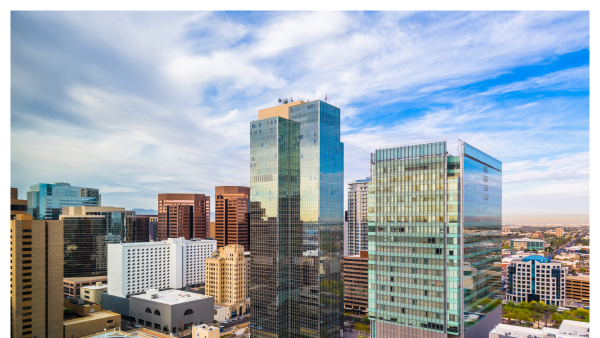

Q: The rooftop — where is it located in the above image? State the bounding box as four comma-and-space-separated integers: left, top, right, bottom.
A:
130, 289, 213, 305
110, 237, 216, 247
64, 276, 107, 283
512, 239, 545, 242
63, 310, 119, 326
490, 324, 549, 338
81, 284, 108, 290
522, 255, 551, 263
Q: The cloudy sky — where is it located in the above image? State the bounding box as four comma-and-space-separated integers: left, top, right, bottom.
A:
11, 11, 589, 224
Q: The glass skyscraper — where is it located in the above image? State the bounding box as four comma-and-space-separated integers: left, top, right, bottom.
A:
250, 100, 344, 338
27, 182, 101, 220
368, 140, 502, 338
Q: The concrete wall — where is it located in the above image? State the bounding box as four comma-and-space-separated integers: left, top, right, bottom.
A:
130, 296, 214, 334
63, 311, 121, 338
101, 293, 130, 316
107, 244, 123, 297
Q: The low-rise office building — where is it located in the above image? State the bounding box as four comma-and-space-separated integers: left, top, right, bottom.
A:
510, 239, 545, 251
81, 282, 108, 304
107, 237, 216, 298
192, 324, 220, 338
342, 250, 368, 314
507, 256, 567, 306
64, 276, 108, 299
63, 299, 121, 338
214, 304, 230, 322
129, 289, 214, 335
489, 320, 589, 338
566, 276, 589, 306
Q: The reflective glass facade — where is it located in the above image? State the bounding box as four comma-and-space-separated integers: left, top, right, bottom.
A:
250, 116, 301, 337
27, 183, 100, 220
62, 209, 134, 277
289, 101, 344, 338
368, 141, 502, 337
250, 100, 344, 338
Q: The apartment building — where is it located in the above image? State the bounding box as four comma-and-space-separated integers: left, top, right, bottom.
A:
347, 178, 370, 255
510, 239, 545, 251
10, 214, 63, 338
205, 244, 249, 316
107, 237, 217, 298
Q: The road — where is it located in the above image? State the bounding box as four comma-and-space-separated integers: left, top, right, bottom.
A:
547, 230, 588, 258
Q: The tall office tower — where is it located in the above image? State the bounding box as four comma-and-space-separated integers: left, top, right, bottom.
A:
11, 187, 28, 220
215, 186, 251, 250
157, 193, 210, 240
126, 215, 153, 243
343, 251, 369, 315
27, 182, 100, 220
11, 214, 63, 338
250, 115, 301, 338
205, 244, 249, 316
556, 228, 564, 238
60, 206, 134, 277
368, 140, 502, 338
251, 99, 345, 338
347, 178, 370, 255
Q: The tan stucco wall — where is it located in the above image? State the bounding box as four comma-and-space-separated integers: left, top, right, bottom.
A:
63, 311, 121, 338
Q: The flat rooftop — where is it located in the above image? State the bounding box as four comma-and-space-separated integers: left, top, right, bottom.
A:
82, 284, 108, 290
64, 276, 107, 283
64, 310, 119, 326
131, 290, 213, 305
511, 239, 544, 242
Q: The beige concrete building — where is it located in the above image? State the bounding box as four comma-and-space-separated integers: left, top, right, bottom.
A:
192, 324, 220, 338
63, 299, 121, 338
10, 214, 63, 338
64, 276, 108, 299
205, 244, 249, 316
10, 187, 28, 220
566, 276, 589, 305
556, 227, 564, 237
81, 282, 108, 303
209, 221, 216, 238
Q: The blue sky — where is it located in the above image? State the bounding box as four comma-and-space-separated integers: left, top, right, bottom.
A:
11, 11, 589, 224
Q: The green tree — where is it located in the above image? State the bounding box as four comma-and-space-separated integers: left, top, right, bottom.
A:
503, 305, 514, 315
532, 313, 542, 327
518, 301, 531, 310
574, 308, 589, 320
551, 312, 563, 324
361, 315, 369, 324
517, 312, 531, 323
505, 311, 517, 324
579, 267, 586, 273
506, 301, 517, 308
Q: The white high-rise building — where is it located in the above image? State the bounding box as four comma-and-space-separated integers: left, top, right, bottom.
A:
507, 255, 567, 306
107, 237, 217, 298
347, 178, 370, 255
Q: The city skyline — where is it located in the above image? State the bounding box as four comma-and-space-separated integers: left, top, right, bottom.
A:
11, 11, 589, 224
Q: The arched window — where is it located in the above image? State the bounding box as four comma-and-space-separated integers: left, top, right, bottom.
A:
184, 309, 193, 315
145, 307, 152, 313
154, 309, 161, 316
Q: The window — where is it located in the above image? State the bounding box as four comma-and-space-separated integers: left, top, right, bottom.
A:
184, 309, 193, 315
154, 309, 161, 316
146, 307, 152, 313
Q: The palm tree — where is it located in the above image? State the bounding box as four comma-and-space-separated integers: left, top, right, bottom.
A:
532, 313, 542, 327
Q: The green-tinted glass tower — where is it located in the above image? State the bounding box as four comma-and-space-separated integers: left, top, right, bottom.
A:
249, 116, 302, 337
250, 100, 344, 338
368, 140, 502, 338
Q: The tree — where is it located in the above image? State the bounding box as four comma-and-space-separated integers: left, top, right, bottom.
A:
506, 301, 517, 308
579, 267, 586, 273
532, 313, 542, 327
517, 312, 531, 323
574, 308, 589, 320
551, 312, 563, 324
505, 311, 517, 324
518, 301, 531, 310
361, 315, 369, 324
503, 305, 514, 315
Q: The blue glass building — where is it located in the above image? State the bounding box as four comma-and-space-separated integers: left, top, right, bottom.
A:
27, 182, 101, 220
250, 100, 344, 338
368, 140, 502, 338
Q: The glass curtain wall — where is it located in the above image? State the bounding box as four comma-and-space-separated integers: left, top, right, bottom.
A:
368, 141, 449, 335
460, 141, 502, 333
249, 117, 301, 338
289, 101, 344, 338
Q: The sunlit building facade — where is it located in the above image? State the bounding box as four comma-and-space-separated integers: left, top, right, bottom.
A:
250, 99, 344, 338
368, 140, 502, 338
27, 182, 100, 220
348, 178, 370, 255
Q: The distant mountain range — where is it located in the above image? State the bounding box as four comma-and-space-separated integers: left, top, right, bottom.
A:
132, 208, 158, 215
